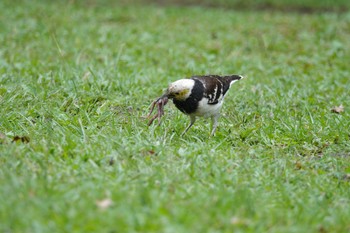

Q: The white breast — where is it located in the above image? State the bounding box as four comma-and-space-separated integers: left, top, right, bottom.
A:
191, 97, 224, 118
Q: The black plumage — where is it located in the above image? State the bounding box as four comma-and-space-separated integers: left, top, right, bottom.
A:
173, 78, 204, 114
192, 75, 242, 105
164, 74, 244, 136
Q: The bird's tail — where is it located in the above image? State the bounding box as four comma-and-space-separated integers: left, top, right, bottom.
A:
226, 75, 244, 81
223, 75, 244, 87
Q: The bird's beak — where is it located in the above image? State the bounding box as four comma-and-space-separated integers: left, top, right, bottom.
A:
162, 89, 173, 99
155, 92, 169, 103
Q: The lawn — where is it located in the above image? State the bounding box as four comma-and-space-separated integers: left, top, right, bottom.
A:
0, 0, 349, 232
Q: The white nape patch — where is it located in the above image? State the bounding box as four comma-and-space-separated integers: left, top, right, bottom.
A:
170, 79, 195, 91
168, 79, 195, 100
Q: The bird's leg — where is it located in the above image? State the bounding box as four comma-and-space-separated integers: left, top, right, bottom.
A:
210, 114, 220, 136
181, 115, 196, 136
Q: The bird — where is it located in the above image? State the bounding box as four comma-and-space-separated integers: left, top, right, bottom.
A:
160, 74, 244, 136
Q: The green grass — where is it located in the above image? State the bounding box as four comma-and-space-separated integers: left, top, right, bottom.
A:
1, 0, 350, 232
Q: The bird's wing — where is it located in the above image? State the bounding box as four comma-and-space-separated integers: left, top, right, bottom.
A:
192, 75, 242, 105
191, 75, 224, 105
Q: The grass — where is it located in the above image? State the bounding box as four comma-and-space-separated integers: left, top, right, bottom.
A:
0, 0, 350, 232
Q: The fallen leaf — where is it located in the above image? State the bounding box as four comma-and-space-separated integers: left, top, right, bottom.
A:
12, 136, 30, 143
295, 161, 302, 170
230, 217, 241, 225
96, 198, 113, 210
29, 189, 36, 198
318, 226, 327, 233
331, 105, 344, 114
0, 132, 7, 144
82, 71, 91, 81
148, 150, 155, 155
230, 216, 250, 226
342, 174, 350, 181
109, 157, 115, 166
141, 149, 157, 156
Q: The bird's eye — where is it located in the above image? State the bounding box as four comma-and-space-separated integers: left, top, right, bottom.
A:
175, 92, 179, 95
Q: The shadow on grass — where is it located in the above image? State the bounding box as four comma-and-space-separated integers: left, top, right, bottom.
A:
142, 0, 349, 13
71, 0, 350, 13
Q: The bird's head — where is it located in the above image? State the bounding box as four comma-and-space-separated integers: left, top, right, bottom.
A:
162, 79, 194, 101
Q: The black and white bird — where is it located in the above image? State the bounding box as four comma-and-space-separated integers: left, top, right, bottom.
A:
161, 74, 244, 136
